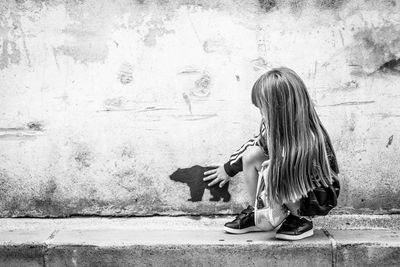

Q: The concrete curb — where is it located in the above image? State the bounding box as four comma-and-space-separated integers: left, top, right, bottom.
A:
0, 217, 399, 266
1, 214, 400, 230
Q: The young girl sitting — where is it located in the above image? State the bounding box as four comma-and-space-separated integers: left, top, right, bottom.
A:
204, 67, 339, 241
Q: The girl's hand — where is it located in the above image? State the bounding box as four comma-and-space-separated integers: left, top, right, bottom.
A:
203, 165, 231, 188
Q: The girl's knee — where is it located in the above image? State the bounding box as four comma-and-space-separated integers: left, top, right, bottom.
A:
243, 146, 266, 167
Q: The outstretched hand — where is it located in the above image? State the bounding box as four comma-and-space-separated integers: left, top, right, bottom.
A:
203, 165, 230, 188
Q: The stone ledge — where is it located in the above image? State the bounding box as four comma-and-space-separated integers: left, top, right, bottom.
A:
0, 217, 399, 266
1, 214, 399, 230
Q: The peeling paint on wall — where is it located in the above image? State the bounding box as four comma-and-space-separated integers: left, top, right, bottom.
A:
27, 121, 44, 131
386, 135, 394, 148
182, 93, 192, 114
0, 122, 44, 140
72, 143, 93, 170
191, 72, 211, 98
178, 66, 200, 75
55, 25, 109, 63
32, 177, 58, 214
289, 0, 306, 13
118, 62, 133, 84
378, 59, 400, 74
0, 40, 21, 69
203, 35, 226, 53
251, 57, 270, 71
104, 97, 124, 110
0, 8, 26, 70
143, 19, 174, 47
350, 24, 400, 74
0, 171, 12, 197
318, 0, 344, 10
319, 100, 375, 107
258, 0, 277, 12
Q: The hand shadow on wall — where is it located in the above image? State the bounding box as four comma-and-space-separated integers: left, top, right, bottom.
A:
170, 165, 231, 202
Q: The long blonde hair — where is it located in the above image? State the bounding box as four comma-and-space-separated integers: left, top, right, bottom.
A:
251, 67, 338, 204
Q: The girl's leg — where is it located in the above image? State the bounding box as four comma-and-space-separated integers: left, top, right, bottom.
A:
276, 200, 314, 240
285, 201, 301, 216
242, 146, 268, 205
277, 199, 313, 240
223, 146, 267, 234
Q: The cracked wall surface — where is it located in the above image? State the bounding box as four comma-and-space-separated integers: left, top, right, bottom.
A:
0, 0, 399, 217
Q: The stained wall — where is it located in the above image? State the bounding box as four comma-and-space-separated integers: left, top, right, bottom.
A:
0, 0, 399, 216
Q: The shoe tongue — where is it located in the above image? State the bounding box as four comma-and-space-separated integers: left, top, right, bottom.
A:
246, 205, 254, 211
237, 213, 248, 220
241, 207, 252, 214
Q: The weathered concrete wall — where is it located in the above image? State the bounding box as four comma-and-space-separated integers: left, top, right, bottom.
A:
0, 0, 399, 217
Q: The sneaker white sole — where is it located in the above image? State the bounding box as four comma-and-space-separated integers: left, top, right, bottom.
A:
224, 226, 263, 234
275, 229, 314, 241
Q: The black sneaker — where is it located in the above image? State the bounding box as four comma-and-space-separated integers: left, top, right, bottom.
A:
275, 214, 314, 240
224, 206, 262, 234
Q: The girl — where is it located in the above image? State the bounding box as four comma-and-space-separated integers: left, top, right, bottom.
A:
204, 67, 339, 240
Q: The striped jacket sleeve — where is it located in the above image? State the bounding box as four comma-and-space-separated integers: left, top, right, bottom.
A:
223, 121, 268, 177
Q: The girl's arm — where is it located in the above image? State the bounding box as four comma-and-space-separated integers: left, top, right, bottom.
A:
203, 121, 267, 187
223, 121, 268, 177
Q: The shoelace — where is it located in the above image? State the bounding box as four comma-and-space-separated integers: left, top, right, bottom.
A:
283, 215, 302, 227
234, 207, 253, 220
284, 214, 311, 227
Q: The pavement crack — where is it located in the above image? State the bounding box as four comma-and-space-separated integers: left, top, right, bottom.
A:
322, 229, 337, 267
43, 229, 59, 267
46, 229, 60, 243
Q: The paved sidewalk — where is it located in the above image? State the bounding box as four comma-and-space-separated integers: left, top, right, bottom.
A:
0, 216, 399, 266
